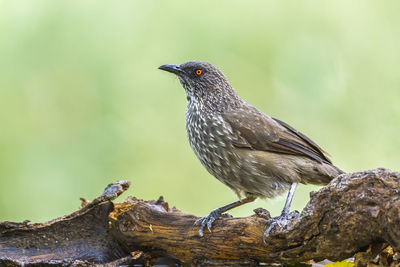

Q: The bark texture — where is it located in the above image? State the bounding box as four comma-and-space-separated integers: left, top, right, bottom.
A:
1, 169, 399, 266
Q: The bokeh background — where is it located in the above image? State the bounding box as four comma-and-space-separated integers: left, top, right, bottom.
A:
0, 1, 399, 223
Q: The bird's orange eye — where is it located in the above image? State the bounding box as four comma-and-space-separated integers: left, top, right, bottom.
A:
195, 69, 203, 76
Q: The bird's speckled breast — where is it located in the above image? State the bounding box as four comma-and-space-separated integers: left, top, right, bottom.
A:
186, 101, 237, 181
185, 100, 291, 199
185, 100, 267, 198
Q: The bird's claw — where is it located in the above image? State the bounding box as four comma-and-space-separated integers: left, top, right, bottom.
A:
263, 210, 298, 242
194, 209, 224, 237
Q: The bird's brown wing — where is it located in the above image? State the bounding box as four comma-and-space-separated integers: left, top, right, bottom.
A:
222, 109, 331, 164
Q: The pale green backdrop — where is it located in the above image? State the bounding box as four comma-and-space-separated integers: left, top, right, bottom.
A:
0, 1, 399, 222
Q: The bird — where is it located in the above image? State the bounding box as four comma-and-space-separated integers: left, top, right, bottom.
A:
158, 61, 344, 239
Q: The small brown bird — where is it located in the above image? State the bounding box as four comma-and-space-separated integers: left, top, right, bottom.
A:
159, 61, 343, 238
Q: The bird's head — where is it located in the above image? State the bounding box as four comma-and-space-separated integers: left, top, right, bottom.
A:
159, 61, 239, 107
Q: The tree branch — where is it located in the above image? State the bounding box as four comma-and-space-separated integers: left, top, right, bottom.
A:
1, 169, 399, 266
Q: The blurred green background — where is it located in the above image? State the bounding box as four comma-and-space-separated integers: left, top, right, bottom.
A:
0, 1, 399, 223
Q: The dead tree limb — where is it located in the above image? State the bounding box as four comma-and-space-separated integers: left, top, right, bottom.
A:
1, 168, 400, 266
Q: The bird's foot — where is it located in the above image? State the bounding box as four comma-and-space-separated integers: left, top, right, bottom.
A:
263, 210, 298, 242
194, 209, 232, 237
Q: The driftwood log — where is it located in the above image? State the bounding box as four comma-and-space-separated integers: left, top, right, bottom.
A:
0, 168, 400, 266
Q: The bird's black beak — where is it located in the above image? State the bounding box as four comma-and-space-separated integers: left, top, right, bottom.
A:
158, 64, 186, 76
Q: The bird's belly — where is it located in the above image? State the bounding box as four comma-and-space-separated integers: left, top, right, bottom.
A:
186, 123, 290, 199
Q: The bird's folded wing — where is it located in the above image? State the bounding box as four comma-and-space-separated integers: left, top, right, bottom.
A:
222, 110, 331, 164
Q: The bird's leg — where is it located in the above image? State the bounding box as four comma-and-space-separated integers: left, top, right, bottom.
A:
263, 183, 298, 241
194, 196, 256, 237
281, 182, 298, 216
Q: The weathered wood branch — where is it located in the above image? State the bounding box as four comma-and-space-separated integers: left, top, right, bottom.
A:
1, 168, 400, 266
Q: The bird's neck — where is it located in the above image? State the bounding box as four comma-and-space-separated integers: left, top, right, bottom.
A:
187, 86, 244, 114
